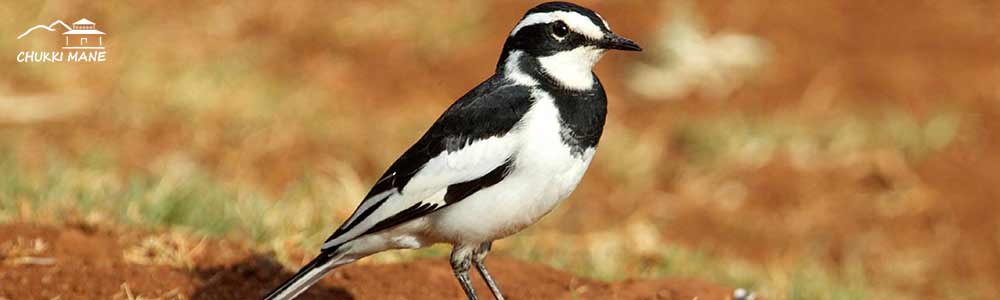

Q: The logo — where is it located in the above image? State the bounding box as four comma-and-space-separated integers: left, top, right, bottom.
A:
16, 18, 107, 63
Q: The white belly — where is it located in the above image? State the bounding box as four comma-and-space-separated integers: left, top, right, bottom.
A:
428, 92, 597, 244
428, 150, 594, 244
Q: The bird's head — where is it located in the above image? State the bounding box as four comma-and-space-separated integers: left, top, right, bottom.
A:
498, 2, 641, 90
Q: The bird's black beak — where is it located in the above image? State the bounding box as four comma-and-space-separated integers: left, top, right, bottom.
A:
601, 32, 642, 51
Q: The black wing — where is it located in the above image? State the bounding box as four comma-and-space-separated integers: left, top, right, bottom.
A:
321, 75, 534, 248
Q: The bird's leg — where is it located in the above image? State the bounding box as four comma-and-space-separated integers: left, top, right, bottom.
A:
472, 242, 505, 300
451, 246, 478, 300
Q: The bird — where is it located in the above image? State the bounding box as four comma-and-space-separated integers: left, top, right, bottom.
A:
265, 2, 641, 299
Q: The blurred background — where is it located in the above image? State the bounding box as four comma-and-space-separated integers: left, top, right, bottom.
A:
2, 0, 999, 299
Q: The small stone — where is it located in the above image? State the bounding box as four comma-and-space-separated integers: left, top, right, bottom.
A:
733, 288, 756, 300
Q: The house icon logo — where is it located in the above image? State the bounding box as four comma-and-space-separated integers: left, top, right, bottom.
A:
62, 18, 105, 50
15, 18, 108, 63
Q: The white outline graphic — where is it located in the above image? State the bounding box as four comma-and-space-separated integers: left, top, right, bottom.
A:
16, 20, 72, 40
60, 18, 105, 50
15, 18, 108, 63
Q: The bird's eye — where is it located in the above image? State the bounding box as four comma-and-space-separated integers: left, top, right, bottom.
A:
551, 21, 569, 39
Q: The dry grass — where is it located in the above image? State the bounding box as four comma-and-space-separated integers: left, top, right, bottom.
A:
0, 236, 53, 266
123, 232, 208, 269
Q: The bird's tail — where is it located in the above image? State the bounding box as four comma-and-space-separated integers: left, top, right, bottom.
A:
264, 251, 349, 300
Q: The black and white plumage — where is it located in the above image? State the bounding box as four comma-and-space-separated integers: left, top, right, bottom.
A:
265, 2, 640, 300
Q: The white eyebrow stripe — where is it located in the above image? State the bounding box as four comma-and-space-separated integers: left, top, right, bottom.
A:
510, 11, 606, 40
594, 12, 610, 30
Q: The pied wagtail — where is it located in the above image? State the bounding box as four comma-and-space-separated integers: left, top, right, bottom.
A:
265, 2, 641, 299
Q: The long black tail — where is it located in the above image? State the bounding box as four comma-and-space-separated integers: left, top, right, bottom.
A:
264, 251, 343, 300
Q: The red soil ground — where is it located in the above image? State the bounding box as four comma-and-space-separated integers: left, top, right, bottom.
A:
0, 223, 735, 300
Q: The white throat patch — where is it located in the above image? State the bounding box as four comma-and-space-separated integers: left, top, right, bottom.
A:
510, 11, 605, 40
503, 50, 540, 86
537, 46, 606, 90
